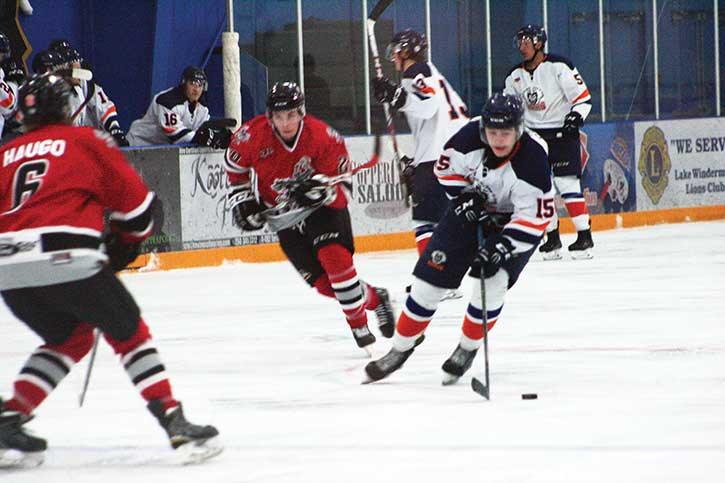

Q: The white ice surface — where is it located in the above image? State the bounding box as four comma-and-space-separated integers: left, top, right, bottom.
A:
2, 221, 725, 482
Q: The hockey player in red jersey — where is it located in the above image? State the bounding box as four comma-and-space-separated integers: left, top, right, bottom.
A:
225, 81, 395, 353
0, 74, 220, 467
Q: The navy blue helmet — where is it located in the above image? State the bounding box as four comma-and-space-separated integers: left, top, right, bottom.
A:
386, 29, 427, 61
266, 81, 305, 115
32, 50, 62, 74
180, 66, 207, 91
514, 24, 547, 49
480, 92, 525, 138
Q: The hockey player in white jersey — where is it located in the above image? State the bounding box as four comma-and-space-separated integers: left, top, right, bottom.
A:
504, 24, 594, 259
364, 93, 555, 384
128, 66, 230, 149
372, 29, 469, 268
0, 32, 24, 140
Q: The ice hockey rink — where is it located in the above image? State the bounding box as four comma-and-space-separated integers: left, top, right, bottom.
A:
1, 220, 724, 482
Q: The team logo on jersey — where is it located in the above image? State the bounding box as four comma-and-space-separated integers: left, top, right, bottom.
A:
234, 125, 251, 143
522, 86, 545, 111
638, 126, 671, 205
293, 156, 313, 178
0, 239, 36, 257
259, 147, 274, 159
427, 250, 447, 271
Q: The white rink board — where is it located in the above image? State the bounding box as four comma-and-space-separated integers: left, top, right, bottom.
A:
634, 118, 725, 211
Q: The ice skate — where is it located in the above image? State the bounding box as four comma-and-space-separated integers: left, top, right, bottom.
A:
441, 344, 478, 385
0, 400, 46, 468
539, 228, 563, 260
568, 228, 594, 260
363, 346, 414, 383
148, 400, 222, 464
372, 287, 395, 338
351, 324, 376, 356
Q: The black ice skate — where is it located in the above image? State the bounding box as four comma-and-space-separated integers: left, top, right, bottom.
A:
373, 287, 395, 338
568, 228, 594, 260
441, 344, 478, 386
148, 400, 222, 463
363, 346, 414, 383
0, 400, 46, 468
539, 228, 563, 260
351, 324, 376, 356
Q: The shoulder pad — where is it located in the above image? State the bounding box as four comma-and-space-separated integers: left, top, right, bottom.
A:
155, 86, 188, 110
402, 62, 432, 80
510, 133, 552, 192
506, 63, 524, 78
543, 54, 575, 70
444, 118, 485, 154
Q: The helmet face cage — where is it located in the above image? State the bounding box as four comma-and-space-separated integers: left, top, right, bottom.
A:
18, 73, 73, 128
514, 24, 547, 50
480, 93, 525, 140
181, 67, 208, 91
266, 82, 306, 117
52, 46, 83, 70
386, 29, 427, 62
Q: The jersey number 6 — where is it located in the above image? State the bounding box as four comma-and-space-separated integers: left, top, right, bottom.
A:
10, 160, 49, 212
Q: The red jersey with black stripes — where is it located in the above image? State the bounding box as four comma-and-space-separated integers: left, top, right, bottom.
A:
225, 114, 351, 210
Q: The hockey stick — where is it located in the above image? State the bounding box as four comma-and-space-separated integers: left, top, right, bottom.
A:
70, 76, 96, 123
471, 223, 491, 400
78, 329, 101, 407
366, 0, 411, 207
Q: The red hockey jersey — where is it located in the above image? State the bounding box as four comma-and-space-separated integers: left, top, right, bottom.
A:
0, 124, 154, 289
224, 115, 351, 210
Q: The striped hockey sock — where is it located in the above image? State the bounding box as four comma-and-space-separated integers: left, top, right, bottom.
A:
459, 304, 501, 351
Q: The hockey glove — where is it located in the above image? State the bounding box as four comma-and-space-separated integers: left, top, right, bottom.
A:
109, 127, 129, 147
478, 233, 515, 268
192, 126, 232, 149
399, 156, 415, 195
1, 59, 25, 86
228, 187, 265, 231
289, 174, 335, 208
104, 232, 141, 272
562, 111, 584, 136
453, 186, 489, 224
372, 77, 407, 110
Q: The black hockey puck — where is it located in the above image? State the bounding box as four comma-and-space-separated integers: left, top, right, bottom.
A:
521, 393, 538, 400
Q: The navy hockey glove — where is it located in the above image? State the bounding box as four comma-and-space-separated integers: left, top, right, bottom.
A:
109, 127, 129, 147
478, 233, 515, 267
562, 111, 584, 136
104, 233, 141, 272
228, 187, 265, 231
1, 59, 25, 86
289, 174, 335, 208
453, 186, 489, 224
372, 77, 407, 109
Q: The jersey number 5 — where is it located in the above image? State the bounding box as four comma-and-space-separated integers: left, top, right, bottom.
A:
536, 197, 555, 218
10, 160, 49, 213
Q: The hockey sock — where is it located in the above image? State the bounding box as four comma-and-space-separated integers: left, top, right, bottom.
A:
314, 274, 381, 310
393, 279, 446, 351
459, 270, 508, 350
313, 275, 335, 298
104, 319, 178, 412
414, 224, 435, 256
4, 323, 95, 415
555, 175, 590, 231
317, 244, 368, 329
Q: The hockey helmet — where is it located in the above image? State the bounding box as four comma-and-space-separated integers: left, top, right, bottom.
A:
480, 92, 524, 139
514, 24, 547, 49
18, 73, 73, 128
0, 32, 10, 61
53, 46, 83, 66
386, 29, 427, 61
32, 50, 62, 74
48, 39, 72, 52
266, 81, 305, 116
180, 66, 207, 91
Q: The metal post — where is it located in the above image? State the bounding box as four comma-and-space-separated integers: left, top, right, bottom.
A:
226, 0, 234, 32
543, 0, 548, 53
653, 0, 659, 119
425, 0, 432, 62
715, 0, 721, 117
363, 0, 371, 134
485, 0, 492, 97
599, 0, 606, 121
296, 0, 305, 92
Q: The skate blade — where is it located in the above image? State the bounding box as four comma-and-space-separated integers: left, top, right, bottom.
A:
360, 345, 373, 358
176, 437, 223, 465
0, 449, 44, 469
441, 372, 461, 386
541, 249, 563, 261
440, 289, 463, 301
569, 249, 593, 260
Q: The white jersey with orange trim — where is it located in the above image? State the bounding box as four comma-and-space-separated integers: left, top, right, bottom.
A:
503, 54, 591, 130
398, 61, 469, 166
434, 118, 555, 254
0, 68, 18, 137
69, 80, 124, 136
127, 86, 210, 146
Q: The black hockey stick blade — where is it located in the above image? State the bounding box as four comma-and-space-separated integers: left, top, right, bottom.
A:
369, 0, 394, 21
204, 118, 237, 129
471, 376, 490, 400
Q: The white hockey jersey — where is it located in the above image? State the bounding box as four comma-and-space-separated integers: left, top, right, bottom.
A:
68, 80, 123, 134
503, 54, 591, 130
398, 61, 469, 165
435, 118, 556, 254
127, 86, 210, 146
0, 67, 19, 138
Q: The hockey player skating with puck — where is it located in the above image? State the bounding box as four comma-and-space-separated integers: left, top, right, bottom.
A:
0, 74, 220, 467
225, 82, 396, 353
364, 93, 555, 384
372, 29, 469, 300
504, 24, 594, 259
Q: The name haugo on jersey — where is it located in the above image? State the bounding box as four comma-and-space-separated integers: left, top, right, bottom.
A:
3, 139, 67, 167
